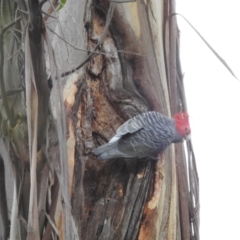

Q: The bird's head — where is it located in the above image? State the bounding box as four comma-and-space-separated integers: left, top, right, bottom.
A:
174, 112, 191, 138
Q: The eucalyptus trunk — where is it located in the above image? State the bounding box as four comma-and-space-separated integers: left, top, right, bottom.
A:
0, 0, 199, 240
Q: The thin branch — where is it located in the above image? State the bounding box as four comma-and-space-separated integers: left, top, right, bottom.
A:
171, 13, 239, 81
41, 10, 57, 19
46, 2, 147, 79
0, 89, 23, 99
4, 48, 21, 63
44, 211, 59, 236
8, 27, 23, 35
47, 25, 145, 61
16, 8, 29, 16
61, 2, 116, 78
1, 16, 21, 35
60, 52, 98, 78
43, 0, 58, 22
46, 26, 94, 54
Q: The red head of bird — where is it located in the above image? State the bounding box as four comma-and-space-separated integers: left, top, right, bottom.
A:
174, 112, 191, 137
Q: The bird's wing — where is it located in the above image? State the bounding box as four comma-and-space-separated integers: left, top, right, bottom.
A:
93, 116, 144, 156
118, 131, 158, 158
109, 117, 144, 143
92, 140, 118, 155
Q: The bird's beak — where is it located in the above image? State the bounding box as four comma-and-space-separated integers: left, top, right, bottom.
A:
184, 134, 191, 141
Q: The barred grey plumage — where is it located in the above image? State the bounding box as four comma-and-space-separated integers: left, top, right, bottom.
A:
92, 111, 190, 160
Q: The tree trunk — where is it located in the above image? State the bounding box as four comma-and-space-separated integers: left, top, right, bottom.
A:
0, 0, 199, 239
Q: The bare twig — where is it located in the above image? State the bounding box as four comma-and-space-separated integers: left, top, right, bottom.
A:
46, 26, 95, 53
171, 13, 239, 81
42, 172, 59, 240
41, 10, 57, 19
0, 88, 23, 99
44, 211, 60, 236
1, 17, 21, 35
4, 48, 21, 63
43, 0, 58, 22
47, 25, 145, 63
61, 2, 116, 78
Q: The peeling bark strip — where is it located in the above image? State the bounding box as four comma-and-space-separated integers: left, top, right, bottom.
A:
24, 1, 50, 239
28, 0, 50, 148
25, 31, 40, 240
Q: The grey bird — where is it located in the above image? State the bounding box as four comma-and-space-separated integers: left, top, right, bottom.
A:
92, 111, 191, 160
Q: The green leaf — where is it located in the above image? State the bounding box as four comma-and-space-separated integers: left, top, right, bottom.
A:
57, 0, 66, 11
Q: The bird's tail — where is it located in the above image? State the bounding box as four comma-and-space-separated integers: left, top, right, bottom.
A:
92, 141, 131, 160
